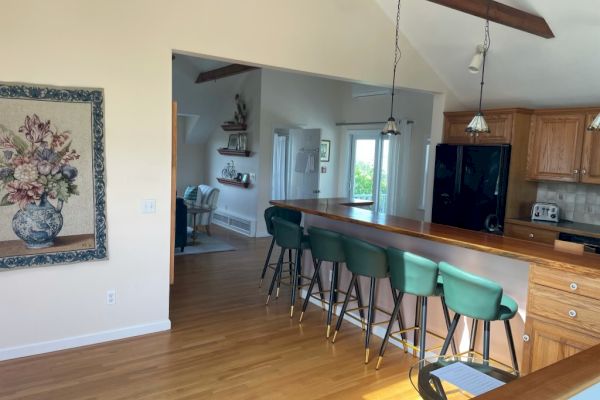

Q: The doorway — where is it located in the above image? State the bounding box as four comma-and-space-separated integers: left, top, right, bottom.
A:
348, 131, 389, 213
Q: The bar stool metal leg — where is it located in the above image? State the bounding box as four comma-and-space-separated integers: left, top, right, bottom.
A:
325, 262, 339, 338
259, 237, 275, 288
266, 248, 285, 305
299, 259, 323, 322
290, 248, 303, 318
376, 291, 404, 370
332, 273, 357, 343
440, 313, 461, 356
504, 320, 519, 373
364, 277, 377, 364
440, 296, 458, 355
483, 320, 491, 363
469, 319, 479, 355
389, 282, 407, 343
354, 278, 366, 329
418, 296, 428, 361
413, 299, 421, 357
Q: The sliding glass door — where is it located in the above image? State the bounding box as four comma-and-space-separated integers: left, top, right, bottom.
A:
349, 132, 389, 213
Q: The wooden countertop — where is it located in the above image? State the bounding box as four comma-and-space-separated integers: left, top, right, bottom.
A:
270, 198, 600, 271
474, 344, 600, 399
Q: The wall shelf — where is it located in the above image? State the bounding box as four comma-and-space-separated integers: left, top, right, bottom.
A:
217, 177, 250, 188
217, 148, 251, 157
221, 123, 247, 131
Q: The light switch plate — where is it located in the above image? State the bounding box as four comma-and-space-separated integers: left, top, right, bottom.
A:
142, 199, 156, 214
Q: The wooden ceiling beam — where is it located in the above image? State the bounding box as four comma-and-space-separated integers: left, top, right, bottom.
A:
195, 64, 258, 84
426, 0, 554, 39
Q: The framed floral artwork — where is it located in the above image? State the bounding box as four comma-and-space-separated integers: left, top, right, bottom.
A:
0, 82, 107, 270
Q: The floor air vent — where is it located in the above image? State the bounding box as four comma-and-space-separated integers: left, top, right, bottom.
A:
212, 210, 255, 236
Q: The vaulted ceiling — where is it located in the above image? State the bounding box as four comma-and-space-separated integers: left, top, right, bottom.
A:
377, 0, 600, 110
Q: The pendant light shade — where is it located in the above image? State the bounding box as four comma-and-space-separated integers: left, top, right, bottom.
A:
466, 1, 492, 136
382, 0, 402, 136
589, 113, 600, 131
466, 112, 490, 134
382, 117, 400, 136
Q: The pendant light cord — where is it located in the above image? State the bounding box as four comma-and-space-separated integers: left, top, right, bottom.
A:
478, 1, 491, 113
390, 0, 402, 117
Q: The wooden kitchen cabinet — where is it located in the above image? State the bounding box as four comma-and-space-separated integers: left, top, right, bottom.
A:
504, 222, 557, 244
443, 109, 517, 144
580, 111, 600, 184
521, 316, 600, 374
522, 263, 600, 375
526, 112, 585, 182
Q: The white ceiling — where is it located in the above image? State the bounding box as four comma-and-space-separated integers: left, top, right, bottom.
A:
377, 0, 600, 109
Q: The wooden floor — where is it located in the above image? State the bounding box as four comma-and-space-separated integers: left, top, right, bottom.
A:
0, 227, 421, 400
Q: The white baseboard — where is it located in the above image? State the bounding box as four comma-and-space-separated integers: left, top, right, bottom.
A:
0, 319, 171, 362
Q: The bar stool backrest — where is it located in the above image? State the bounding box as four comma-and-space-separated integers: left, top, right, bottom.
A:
387, 248, 438, 297
307, 227, 345, 263
264, 206, 302, 236
272, 217, 303, 250
438, 262, 503, 321
342, 236, 388, 278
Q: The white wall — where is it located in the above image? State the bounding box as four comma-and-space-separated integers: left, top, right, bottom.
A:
256, 69, 344, 236
0, 0, 457, 359
176, 116, 204, 195
204, 70, 261, 224
337, 88, 435, 220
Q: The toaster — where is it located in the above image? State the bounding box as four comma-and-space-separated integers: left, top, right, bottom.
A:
531, 202, 559, 222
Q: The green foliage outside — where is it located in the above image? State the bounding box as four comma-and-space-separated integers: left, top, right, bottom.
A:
353, 161, 387, 198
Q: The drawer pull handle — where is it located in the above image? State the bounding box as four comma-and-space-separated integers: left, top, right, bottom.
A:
570, 282, 578, 291
568, 309, 577, 318
522, 334, 530, 342
528, 233, 534, 238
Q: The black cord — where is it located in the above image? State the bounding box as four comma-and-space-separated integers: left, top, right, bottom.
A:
478, 0, 491, 113
390, 0, 402, 118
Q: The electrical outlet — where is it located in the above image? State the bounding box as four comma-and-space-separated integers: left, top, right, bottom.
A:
250, 173, 256, 180
106, 289, 116, 305
329, 270, 333, 283
141, 199, 156, 214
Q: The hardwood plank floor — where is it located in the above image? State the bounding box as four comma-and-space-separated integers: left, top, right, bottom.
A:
0, 226, 421, 400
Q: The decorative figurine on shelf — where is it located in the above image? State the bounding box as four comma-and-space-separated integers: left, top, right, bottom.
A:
234, 94, 247, 126
221, 160, 237, 180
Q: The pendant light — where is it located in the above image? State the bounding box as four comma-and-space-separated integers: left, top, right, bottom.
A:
589, 113, 600, 131
466, 2, 492, 135
382, 0, 402, 136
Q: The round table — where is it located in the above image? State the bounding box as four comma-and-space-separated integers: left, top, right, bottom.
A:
409, 355, 518, 399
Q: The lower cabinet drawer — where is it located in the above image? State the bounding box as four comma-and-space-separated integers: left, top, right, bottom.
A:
504, 222, 557, 244
530, 263, 600, 300
528, 284, 600, 335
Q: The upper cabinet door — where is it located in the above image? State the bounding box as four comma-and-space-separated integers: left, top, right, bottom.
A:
581, 112, 600, 184
526, 113, 585, 182
476, 113, 513, 144
443, 114, 475, 144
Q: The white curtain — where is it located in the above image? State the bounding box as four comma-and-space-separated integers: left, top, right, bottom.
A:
272, 134, 287, 200
387, 120, 412, 216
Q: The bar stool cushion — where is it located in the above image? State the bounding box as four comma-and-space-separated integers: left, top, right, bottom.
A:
307, 227, 345, 262
434, 275, 445, 297
498, 294, 518, 320
343, 236, 387, 278
438, 261, 505, 321
264, 206, 302, 236
387, 248, 439, 297
273, 217, 304, 250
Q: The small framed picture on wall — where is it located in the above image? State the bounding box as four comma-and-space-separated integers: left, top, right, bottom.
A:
227, 134, 239, 150
320, 139, 330, 162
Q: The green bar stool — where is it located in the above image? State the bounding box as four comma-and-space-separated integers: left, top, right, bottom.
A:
376, 249, 457, 369
299, 226, 365, 339
259, 206, 301, 288
266, 217, 320, 318
332, 236, 404, 364
438, 262, 519, 373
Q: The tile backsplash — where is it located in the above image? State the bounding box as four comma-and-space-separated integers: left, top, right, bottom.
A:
537, 182, 600, 224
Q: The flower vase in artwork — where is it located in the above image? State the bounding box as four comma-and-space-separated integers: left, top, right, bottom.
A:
0, 114, 80, 249
12, 193, 64, 248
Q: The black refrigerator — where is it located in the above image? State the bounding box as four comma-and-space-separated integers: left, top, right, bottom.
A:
432, 144, 511, 234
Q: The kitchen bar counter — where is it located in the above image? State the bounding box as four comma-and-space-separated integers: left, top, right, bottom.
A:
270, 198, 600, 271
